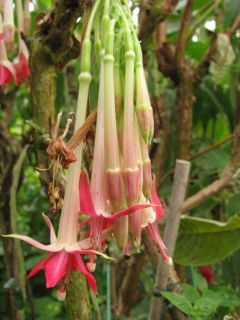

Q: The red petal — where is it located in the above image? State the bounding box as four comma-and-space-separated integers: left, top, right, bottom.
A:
27, 253, 53, 279
79, 217, 92, 227
72, 253, 98, 293
0, 64, 13, 85
105, 202, 159, 220
2, 234, 59, 252
42, 214, 57, 243
146, 223, 170, 263
79, 169, 97, 216
150, 180, 165, 220
19, 52, 30, 77
45, 251, 69, 288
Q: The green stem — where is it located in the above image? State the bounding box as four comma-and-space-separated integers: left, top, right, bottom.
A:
106, 263, 111, 320
10, 145, 29, 320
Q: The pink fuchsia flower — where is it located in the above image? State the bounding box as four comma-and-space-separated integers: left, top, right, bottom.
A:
0, 16, 15, 86
103, 45, 126, 212
14, 39, 30, 86
80, 169, 159, 223
122, 51, 141, 206
144, 180, 172, 264
79, 169, 171, 264
3, 214, 109, 293
135, 65, 154, 146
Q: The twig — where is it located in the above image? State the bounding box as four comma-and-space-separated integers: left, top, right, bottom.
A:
182, 107, 240, 212
175, 0, 193, 68
148, 160, 191, 320
159, 133, 235, 186
228, 14, 240, 37
186, 1, 214, 44
194, 33, 217, 80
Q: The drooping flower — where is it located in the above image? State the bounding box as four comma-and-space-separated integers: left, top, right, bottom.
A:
134, 36, 154, 146
0, 15, 15, 86
3, 213, 109, 293
79, 169, 172, 263
122, 48, 141, 206
14, 39, 30, 85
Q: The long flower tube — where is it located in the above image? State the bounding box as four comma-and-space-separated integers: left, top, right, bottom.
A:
128, 114, 144, 249
103, 18, 131, 249
3, 0, 14, 50
104, 20, 126, 212
3, 0, 105, 293
90, 49, 108, 249
134, 37, 154, 146
121, 18, 141, 206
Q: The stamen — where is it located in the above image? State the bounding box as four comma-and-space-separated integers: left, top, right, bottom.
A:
61, 118, 72, 139
52, 111, 62, 139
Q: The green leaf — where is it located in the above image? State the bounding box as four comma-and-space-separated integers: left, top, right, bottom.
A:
226, 194, 240, 216
192, 297, 219, 318
35, 297, 62, 320
181, 284, 200, 304
191, 268, 208, 294
224, 0, 240, 27
174, 215, 240, 265
161, 292, 194, 315
204, 286, 240, 308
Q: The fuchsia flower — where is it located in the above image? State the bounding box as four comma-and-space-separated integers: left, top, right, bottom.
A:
79, 169, 172, 264
0, 16, 15, 86
14, 39, 30, 85
4, 213, 109, 293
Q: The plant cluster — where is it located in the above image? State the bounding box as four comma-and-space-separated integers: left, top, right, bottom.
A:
4, 0, 172, 298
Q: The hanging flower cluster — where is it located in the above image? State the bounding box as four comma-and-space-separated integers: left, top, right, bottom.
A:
4, 0, 171, 297
0, 0, 30, 88
78, 1, 172, 263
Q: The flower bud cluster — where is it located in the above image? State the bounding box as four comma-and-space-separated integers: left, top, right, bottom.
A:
4, 1, 171, 295
79, 1, 171, 264
0, 0, 30, 88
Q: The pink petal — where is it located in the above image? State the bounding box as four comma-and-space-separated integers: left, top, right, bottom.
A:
72, 253, 97, 293
79, 217, 92, 227
146, 223, 170, 262
79, 169, 97, 217
0, 64, 13, 85
42, 214, 57, 243
27, 253, 54, 279
45, 251, 69, 288
104, 202, 159, 220
2, 234, 59, 252
150, 180, 165, 220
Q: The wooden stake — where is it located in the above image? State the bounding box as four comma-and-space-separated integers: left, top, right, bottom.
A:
148, 160, 191, 320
